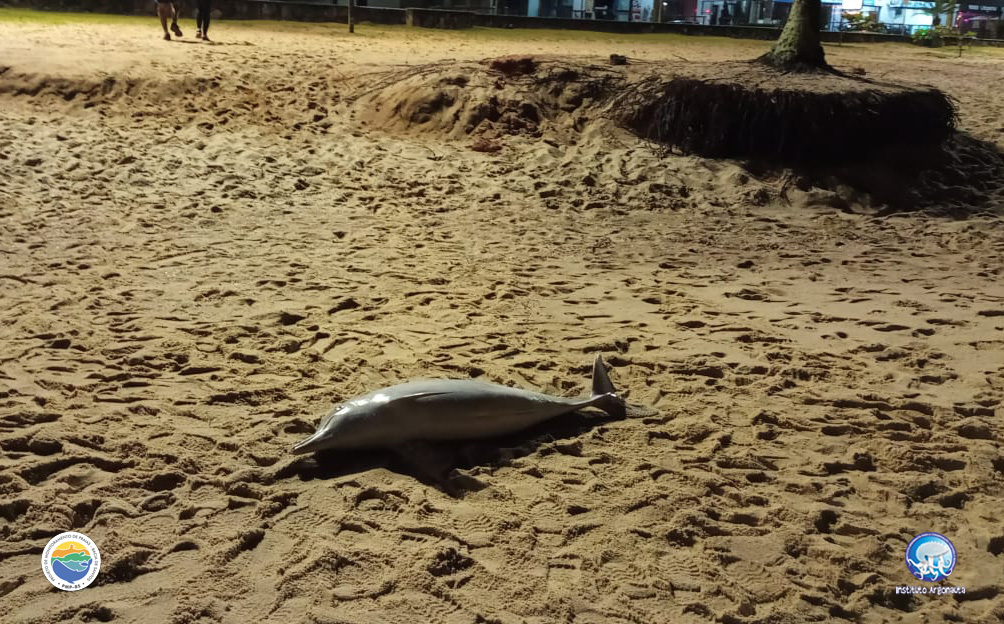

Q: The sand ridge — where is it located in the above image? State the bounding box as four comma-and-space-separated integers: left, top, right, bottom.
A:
1, 16, 1004, 624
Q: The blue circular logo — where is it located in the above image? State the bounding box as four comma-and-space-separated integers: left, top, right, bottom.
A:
906, 533, 956, 582
41, 532, 101, 591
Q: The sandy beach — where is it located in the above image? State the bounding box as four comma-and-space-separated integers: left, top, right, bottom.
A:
1, 11, 1003, 623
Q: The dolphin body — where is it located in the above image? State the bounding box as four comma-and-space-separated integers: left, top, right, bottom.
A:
292, 355, 625, 454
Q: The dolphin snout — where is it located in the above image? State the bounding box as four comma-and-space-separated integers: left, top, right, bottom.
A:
292, 431, 324, 455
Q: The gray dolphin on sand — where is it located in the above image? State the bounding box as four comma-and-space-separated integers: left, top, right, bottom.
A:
292, 355, 626, 454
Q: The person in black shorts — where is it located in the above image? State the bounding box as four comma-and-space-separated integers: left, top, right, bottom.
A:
195, 0, 213, 42
155, 0, 184, 41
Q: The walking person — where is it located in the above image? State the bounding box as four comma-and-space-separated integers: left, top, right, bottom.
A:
156, 0, 184, 40
171, 0, 183, 37
195, 0, 213, 42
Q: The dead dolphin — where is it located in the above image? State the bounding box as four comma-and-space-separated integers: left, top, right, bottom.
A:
292, 355, 625, 454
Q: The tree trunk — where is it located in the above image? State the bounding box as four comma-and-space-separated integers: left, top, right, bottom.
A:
760, 0, 828, 70
348, 0, 355, 33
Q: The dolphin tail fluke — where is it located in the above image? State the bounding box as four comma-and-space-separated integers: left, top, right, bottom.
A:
591, 355, 626, 419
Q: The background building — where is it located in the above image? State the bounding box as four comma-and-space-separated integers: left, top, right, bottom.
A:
845, 0, 938, 34
329, 0, 1003, 31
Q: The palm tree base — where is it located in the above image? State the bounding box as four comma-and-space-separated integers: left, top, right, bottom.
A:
756, 51, 832, 73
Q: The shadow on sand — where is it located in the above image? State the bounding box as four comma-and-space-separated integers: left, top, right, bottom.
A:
276, 408, 632, 498
170, 39, 247, 46
744, 132, 1004, 217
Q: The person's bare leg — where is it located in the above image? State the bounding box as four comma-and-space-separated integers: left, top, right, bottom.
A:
158, 2, 172, 40
171, 1, 183, 37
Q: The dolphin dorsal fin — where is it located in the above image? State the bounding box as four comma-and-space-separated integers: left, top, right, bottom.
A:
591, 355, 617, 397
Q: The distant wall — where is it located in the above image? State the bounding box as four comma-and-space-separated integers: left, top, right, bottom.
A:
406, 7, 475, 28
221, 1, 405, 24
4, 0, 1004, 45
483, 13, 784, 38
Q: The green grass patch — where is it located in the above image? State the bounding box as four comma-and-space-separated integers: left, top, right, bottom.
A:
923, 45, 1004, 59
362, 24, 774, 53
464, 26, 706, 44
211, 17, 350, 34
0, 8, 146, 25
402, 25, 772, 49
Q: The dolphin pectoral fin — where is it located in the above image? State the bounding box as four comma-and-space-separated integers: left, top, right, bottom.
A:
393, 441, 456, 485
394, 442, 489, 498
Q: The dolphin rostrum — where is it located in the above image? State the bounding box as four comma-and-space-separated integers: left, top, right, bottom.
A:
292, 355, 626, 454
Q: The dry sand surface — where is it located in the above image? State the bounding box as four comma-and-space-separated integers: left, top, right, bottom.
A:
2, 12, 1004, 624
